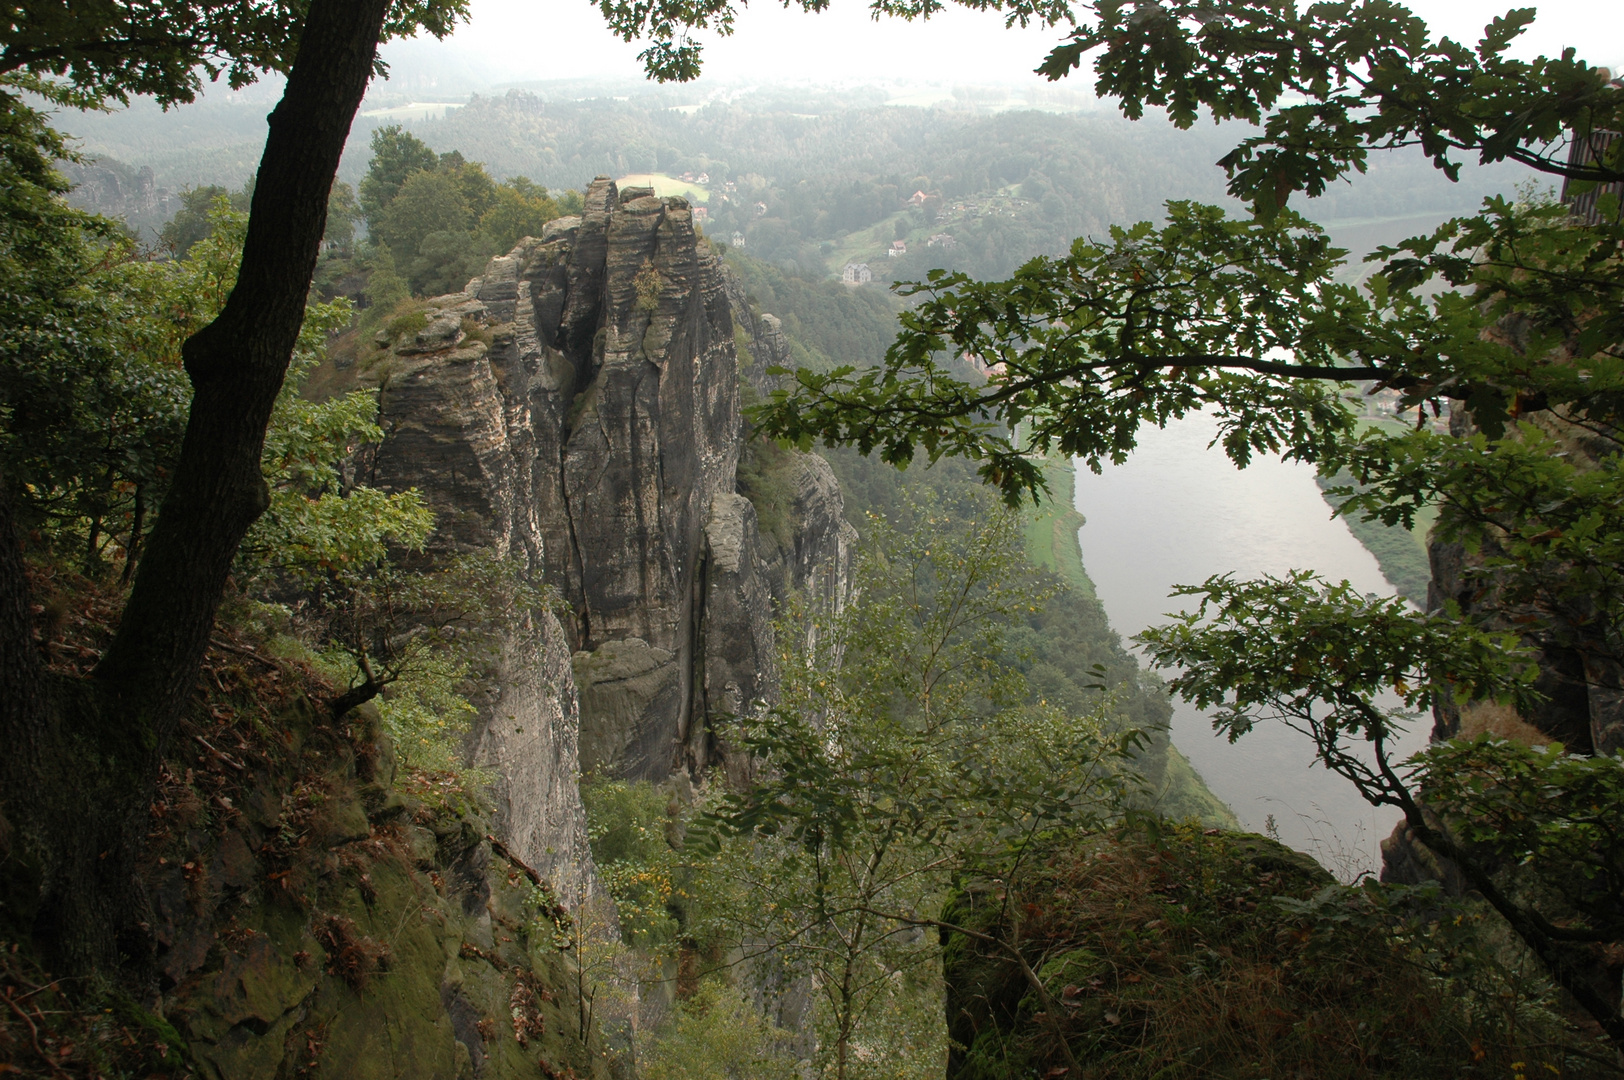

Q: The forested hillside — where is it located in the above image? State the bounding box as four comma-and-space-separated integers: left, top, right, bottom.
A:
721, 244, 1234, 824
62, 81, 1525, 284
7, 0, 1622, 1064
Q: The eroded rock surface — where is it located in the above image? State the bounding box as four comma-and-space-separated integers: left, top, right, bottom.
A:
151, 700, 608, 1080
364, 175, 854, 827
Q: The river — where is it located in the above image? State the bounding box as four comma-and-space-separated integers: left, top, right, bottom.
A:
1074, 413, 1430, 879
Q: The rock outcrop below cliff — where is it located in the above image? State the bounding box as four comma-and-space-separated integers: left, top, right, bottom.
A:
139, 695, 608, 1080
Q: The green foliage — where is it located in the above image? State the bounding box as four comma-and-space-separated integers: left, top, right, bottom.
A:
1336, 423, 1624, 667
1415, 736, 1624, 944
581, 780, 684, 952
359, 129, 562, 297
942, 822, 1610, 1080
813, 447, 1184, 814
725, 251, 905, 371
0, 106, 492, 782
0, 157, 242, 571
732, 433, 799, 551
694, 496, 1140, 1079
1141, 573, 1539, 754
633, 258, 664, 313
1138, 572, 1624, 1042
757, 200, 1459, 502
592, 0, 1069, 80
749, 0, 1624, 1047
323, 180, 362, 254
1315, 465, 1433, 603
367, 648, 476, 773
638, 980, 800, 1080
374, 168, 477, 294
0, 0, 469, 106
152, 204, 510, 774
239, 291, 434, 583
360, 247, 412, 332
1037, 1, 1623, 217
313, 552, 550, 762
159, 182, 249, 256
475, 177, 559, 254
359, 126, 441, 228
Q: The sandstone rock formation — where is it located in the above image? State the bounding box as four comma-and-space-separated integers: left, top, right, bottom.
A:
361, 177, 854, 896
61, 157, 179, 243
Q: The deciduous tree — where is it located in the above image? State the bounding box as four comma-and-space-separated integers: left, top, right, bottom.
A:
697, 497, 1139, 1079
0, 0, 460, 977
748, 0, 1624, 1047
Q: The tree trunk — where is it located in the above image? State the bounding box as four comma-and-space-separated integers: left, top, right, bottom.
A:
0, 0, 392, 979
96, 0, 390, 737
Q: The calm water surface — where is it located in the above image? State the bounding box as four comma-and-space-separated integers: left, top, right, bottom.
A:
1074, 413, 1428, 877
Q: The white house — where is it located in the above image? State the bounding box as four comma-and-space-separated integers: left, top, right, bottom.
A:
842, 262, 873, 284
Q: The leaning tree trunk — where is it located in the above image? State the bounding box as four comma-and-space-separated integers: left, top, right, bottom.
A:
0, 0, 392, 979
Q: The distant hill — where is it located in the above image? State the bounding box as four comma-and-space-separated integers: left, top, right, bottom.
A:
56, 80, 1531, 282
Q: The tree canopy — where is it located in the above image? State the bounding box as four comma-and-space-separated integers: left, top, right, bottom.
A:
749, 0, 1624, 1050
356, 124, 562, 296
0, 0, 467, 105
1038, 1, 1623, 214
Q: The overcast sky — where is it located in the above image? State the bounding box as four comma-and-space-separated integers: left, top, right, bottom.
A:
379, 0, 1624, 92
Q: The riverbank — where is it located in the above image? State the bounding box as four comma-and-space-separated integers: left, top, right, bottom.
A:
1313, 417, 1438, 604
1072, 415, 1424, 875
1026, 456, 1239, 829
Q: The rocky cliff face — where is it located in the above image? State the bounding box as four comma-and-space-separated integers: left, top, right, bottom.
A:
363, 177, 854, 883
1420, 402, 1623, 757
61, 158, 179, 243
142, 696, 609, 1080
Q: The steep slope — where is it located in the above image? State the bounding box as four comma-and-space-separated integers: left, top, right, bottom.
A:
0, 177, 861, 1080
0, 602, 611, 1080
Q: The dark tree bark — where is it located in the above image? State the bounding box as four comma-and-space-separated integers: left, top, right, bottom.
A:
0, 0, 392, 978
96, 0, 390, 739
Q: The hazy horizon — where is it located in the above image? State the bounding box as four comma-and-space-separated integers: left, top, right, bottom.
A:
375, 0, 1623, 96
46, 0, 1619, 111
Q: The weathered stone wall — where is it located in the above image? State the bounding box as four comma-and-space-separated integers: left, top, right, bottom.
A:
365, 287, 597, 903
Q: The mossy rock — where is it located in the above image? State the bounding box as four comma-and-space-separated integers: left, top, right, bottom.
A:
941, 822, 1557, 1080
132, 696, 614, 1080
1226, 832, 1334, 885
1035, 947, 1104, 989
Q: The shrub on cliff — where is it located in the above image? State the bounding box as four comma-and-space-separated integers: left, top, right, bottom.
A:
690, 494, 1145, 1080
